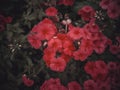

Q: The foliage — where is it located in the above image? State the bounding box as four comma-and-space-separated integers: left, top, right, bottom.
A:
0, 0, 120, 90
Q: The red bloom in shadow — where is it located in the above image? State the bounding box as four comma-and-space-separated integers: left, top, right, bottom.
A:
45, 7, 58, 16
40, 78, 67, 90
50, 57, 66, 72
67, 81, 82, 90
73, 49, 89, 61
27, 34, 42, 49
99, 0, 110, 9
78, 5, 95, 21
84, 79, 97, 90
22, 75, 34, 87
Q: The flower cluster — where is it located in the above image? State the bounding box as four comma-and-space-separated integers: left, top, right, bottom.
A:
40, 78, 81, 90
28, 13, 109, 72
37, 61, 120, 90
100, 0, 120, 19
22, 0, 120, 89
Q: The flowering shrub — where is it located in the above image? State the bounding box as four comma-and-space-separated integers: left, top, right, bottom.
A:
0, 0, 120, 90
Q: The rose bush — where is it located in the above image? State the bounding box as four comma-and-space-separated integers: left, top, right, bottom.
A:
0, 0, 120, 90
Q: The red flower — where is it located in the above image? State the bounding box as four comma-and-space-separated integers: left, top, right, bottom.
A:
93, 35, 107, 54
67, 26, 83, 40
80, 39, 94, 55
99, 0, 110, 9
58, 0, 75, 6
40, 78, 60, 90
30, 18, 57, 40
98, 81, 111, 90
43, 47, 56, 66
37, 24, 56, 40
40, 78, 67, 90
27, 34, 42, 49
83, 79, 97, 90
84, 22, 100, 33
84, 61, 97, 75
45, 7, 58, 16
107, 2, 120, 19
95, 60, 108, 81
95, 60, 108, 73
22, 75, 34, 87
67, 81, 82, 90
49, 57, 66, 72
82, 29, 92, 39
109, 45, 119, 54
85, 60, 108, 81
107, 62, 117, 71
48, 37, 62, 51
57, 33, 68, 42
78, 5, 95, 21
61, 53, 71, 63
73, 50, 89, 61
63, 39, 75, 56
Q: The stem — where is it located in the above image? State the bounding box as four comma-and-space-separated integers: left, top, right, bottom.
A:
65, 24, 68, 33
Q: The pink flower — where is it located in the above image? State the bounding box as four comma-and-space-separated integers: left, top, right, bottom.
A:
22, 75, 34, 87
84, 79, 97, 90
67, 81, 82, 90
49, 57, 66, 72
78, 5, 96, 21
45, 7, 58, 16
